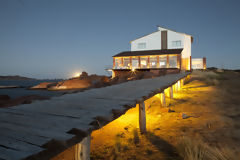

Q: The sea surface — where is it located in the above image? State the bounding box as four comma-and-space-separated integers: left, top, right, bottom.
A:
0, 80, 65, 98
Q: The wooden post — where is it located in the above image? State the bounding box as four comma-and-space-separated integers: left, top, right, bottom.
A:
161, 92, 166, 107
167, 55, 169, 68
121, 58, 124, 68
130, 57, 132, 69
169, 86, 173, 99
203, 57, 206, 70
139, 102, 146, 134
138, 56, 141, 68
180, 54, 182, 70
75, 135, 91, 160
181, 79, 184, 87
147, 56, 150, 68
177, 54, 180, 69
189, 56, 192, 70
112, 70, 115, 78
178, 80, 181, 89
113, 58, 115, 69
175, 83, 178, 92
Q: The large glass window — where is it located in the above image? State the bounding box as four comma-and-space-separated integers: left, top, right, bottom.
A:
132, 57, 139, 69
138, 43, 146, 49
169, 56, 177, 68
114, 58, 122, 69
140, 57, 148, 68
123, 58, 130, 69
149, 56, 157, 68
159, 56, 167, 68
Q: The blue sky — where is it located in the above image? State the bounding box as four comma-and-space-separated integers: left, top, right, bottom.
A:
0, 0, 240, 79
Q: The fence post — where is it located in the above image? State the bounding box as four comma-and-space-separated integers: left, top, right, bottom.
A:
74, 135, 91, 160
139, 102, 146, 134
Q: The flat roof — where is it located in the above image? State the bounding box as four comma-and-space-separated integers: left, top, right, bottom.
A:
113, 49, 183, 57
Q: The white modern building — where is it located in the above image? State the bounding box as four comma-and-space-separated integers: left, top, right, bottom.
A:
112, 26, 195, 77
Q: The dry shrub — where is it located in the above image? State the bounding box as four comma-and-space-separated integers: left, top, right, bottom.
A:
133, 128, 140, 145
114, 137, 122, 153
177, 137, 237, 160
186, 70, 222, 86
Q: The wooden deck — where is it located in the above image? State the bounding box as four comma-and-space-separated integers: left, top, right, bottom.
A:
0, 73, 188, 160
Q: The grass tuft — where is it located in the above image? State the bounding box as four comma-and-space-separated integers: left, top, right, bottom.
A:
177, 137, 237, 160
133, 128, 140, 145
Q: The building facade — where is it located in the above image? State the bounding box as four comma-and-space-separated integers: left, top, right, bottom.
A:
112, 26, 193, 77
192, 58, 207, 69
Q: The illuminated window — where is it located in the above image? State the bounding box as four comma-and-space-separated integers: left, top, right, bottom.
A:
172, 41, 181, 47
123, 58, 130, 69
138, 43, 146, 49
115, 58, 122, 69
169, 55, 177, 68
149, 56, 157, 68
159, 56, 167, 68
140, 57, 148, 68
132, 57, 139, 69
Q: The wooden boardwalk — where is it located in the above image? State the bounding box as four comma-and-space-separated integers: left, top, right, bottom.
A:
0, 73, 188, 160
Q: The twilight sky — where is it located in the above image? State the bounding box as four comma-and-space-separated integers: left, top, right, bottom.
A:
0, 0, 240, 79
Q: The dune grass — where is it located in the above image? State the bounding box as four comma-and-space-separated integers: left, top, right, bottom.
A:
177, 136, 237, 160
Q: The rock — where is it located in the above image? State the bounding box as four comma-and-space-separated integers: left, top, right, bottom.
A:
168, 109, 175, 113
49, 79, 92, 90
182, 113, 189, 119
30, 82, 58, 89
79, 71, 88, 79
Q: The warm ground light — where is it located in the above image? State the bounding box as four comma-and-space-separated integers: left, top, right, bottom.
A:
53, 70, 240, 160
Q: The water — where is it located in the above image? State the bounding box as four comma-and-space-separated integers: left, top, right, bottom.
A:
0, 80, 65, 98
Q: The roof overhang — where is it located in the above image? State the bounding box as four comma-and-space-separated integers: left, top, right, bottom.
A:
113, 49, 183, 57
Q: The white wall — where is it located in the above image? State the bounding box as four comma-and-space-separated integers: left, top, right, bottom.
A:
181, 35, 191, 58
130, 27, 192, 58
167, 30, 184, 49
131, 31, 161, 51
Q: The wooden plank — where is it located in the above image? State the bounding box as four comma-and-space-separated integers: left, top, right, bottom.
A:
0, 121, 74, 141
0, 127, 51, 147
0, 146, 30, 160
0, 112, 90, 135
0, 136, 43, 154
0, 108, 91, 131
